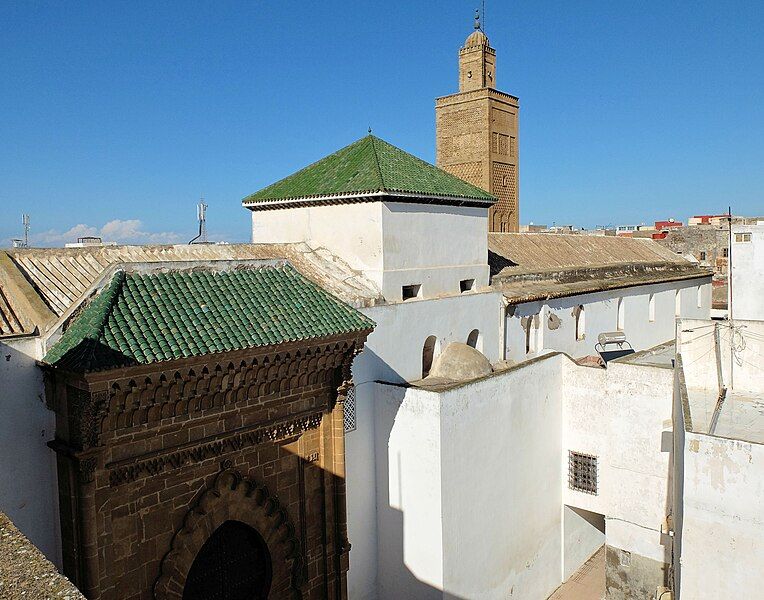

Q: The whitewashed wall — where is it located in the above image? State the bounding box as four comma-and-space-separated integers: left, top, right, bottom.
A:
251, 201, 490, 300
374, 383, 444, 599
679, 318, 764, 395
251, 203, 385, 286
438, 356, 563, 600
0, 337, 60, 565
380, 203, 490, 299
678, 433, 764, 598
370, 355, 564, 600
562, 357, 674, 585
506, 279, 712, 360
345, 291, 503, 599
730, 222, 764, 321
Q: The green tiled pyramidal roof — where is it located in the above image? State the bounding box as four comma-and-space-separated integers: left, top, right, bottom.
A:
242, 135, 496, 206
44, 265, 375, 372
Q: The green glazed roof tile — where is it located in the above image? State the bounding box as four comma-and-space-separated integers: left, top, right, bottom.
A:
242, 135, 496, 205
44, 265, 375, 372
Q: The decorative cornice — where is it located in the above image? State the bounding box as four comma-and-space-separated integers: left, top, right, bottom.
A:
435, 87, 519, 106
107, 410, 324, 486
55, 341, 359, 451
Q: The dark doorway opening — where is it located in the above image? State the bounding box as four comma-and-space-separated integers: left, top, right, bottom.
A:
183, 520, 272, 600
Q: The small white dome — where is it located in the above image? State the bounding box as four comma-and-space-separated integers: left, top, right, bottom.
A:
428, 342, 493, 381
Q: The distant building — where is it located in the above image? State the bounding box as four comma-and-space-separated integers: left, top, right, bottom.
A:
729, 221, 764, 320
64, 236, 115, 248
616, 225, 640, 236
658, 224, 730, 310
655, 219, 683, 230
520, 223, 548, 232
688, 213, 730, 226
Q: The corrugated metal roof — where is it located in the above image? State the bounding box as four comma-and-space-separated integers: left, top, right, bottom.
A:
1, 243, 381, 338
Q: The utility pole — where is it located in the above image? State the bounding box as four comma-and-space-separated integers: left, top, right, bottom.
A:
727, 205, 734, 389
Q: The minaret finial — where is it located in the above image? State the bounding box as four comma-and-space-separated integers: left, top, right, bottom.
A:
474, 8, 480, 30
368, 126, 372, 135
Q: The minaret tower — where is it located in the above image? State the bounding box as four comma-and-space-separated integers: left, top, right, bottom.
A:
436, 12, 520, 232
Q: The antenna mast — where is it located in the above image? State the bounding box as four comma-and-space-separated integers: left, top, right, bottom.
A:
23, 214, 30, 247
197, 198, 208, 243
188, 197, 209, 244
728, 205, 734, 389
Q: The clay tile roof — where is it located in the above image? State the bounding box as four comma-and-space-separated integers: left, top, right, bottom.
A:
488, 233, 712, 302
242, 135, 496, 207
1, 243, 381, 338
488, 233, 690, 274
44, 265, 375, 373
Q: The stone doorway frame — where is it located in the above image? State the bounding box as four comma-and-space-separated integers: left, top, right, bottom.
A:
154, 469, 303, 600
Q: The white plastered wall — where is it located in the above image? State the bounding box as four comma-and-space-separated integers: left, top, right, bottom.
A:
250, 201, 490, 300
380, 202, 490, 299
251, 202, 385, 286
679, 433, 764, 598
438, 356, 563, 600
506, 279, 712, 360
371, 355, 564, 600
0, 336, 61, 565
729, 222, 764, 321
562, 358, 674, 572
345, 291, 503, 599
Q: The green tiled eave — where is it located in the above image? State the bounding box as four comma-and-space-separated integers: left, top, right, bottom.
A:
242, 135, 496, 206
44, 265, 375, 373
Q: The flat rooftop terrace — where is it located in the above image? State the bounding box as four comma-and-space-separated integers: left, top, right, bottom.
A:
687, 387, 764, 445
617, 340, 675, 369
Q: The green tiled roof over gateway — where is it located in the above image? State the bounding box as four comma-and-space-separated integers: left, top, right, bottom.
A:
242, 135, 496, 206
44, 265, 375, 373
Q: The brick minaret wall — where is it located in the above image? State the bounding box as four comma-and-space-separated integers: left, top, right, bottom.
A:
436, 29, 520, 232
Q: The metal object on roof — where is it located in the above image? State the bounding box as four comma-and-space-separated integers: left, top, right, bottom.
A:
597, 332, 628, 346
595, 331, 635, 364
0, 243, 382, 338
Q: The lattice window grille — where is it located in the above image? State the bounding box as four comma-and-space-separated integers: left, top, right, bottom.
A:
343, 386, 357, 433
568, 451, 598, 495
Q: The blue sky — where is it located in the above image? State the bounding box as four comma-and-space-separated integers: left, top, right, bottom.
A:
1, 1, 762, 246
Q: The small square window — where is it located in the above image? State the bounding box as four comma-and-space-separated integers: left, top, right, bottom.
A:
699, 251, 706, 260
402, 284, 421, 301
734, 233, 752, 243
460, 278, 475, 293
723, 248, 729, 258
343, 387, 356, 433
569, 451, 598, 494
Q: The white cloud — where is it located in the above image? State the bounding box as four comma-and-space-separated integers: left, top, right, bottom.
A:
31, 219, 183, 246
